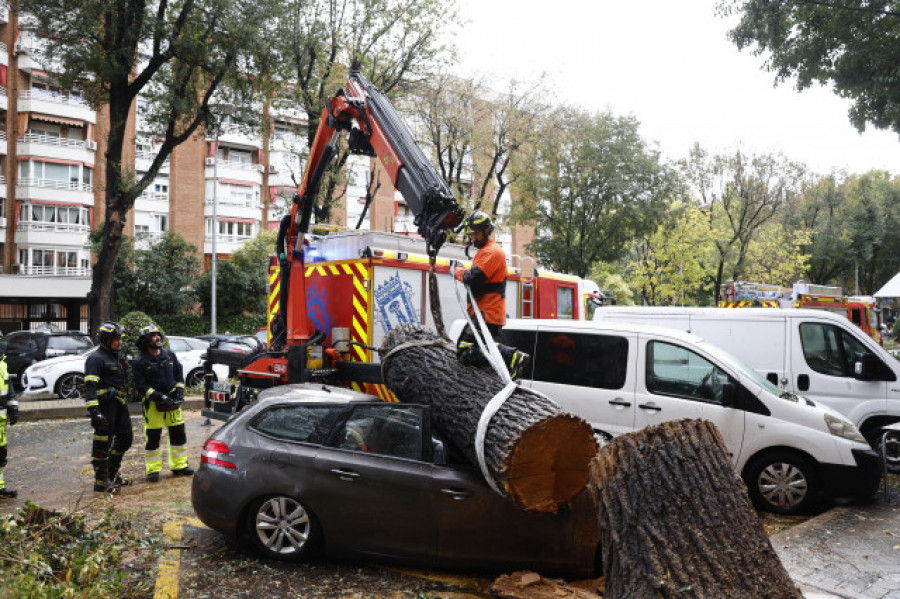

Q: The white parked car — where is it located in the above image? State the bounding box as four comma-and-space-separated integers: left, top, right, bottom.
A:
22, 336, 229, 399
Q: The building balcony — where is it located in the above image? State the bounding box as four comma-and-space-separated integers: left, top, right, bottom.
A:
10, 265, 91, 277
135, 150, 170, 174
0, 5, 8, 24
0, 216, 6, 229
0, 86, 7, 111
204, 235, 253, 256
214, 126, 262, 150
204, 197, 262, 220
0, 174, 6, 197
393, 214, 418, 234
18, 134, 96, 165
18, 89, 96, 125
17, 179, 94, 205
0, 130, 6, 155
0, 42, 7, 66
15, 222, 90, 247
133, 230, 167, 250
15, 34, 65, 75
206, 160, 263, 185
134, 191, 170, 213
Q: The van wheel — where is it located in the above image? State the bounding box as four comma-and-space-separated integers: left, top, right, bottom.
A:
186, 368, 213, 388
743, 451, 820, 516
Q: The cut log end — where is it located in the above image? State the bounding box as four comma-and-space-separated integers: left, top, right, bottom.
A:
506, 415, 598, 513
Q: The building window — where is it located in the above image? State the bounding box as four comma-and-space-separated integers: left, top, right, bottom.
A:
18, 203, 88, 229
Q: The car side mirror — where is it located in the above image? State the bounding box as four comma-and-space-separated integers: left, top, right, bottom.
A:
720, 382, 736, 407
432, 438, 447, 466
854, 353, 883, 381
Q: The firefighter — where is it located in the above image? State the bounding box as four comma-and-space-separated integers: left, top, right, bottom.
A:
0, 354, 19, 499
453, 210, 530, 378
84, 322, 133, 493
132, 324, 192, 482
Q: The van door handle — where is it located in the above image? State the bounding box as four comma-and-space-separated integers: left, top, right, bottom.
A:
638, 403, 662, 413
797, 374, 810, 392
609, 399, 631, 407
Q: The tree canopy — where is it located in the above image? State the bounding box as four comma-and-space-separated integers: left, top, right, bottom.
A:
514, 108, 680, 279
721, 0, 900, 134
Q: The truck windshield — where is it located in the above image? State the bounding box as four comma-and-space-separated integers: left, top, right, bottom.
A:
697, 340, 783, 397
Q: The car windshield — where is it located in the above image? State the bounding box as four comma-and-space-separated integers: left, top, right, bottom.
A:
697, 340, 784, 397
48, 335, 95, 353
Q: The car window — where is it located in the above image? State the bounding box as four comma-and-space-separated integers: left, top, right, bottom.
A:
556, 287, 575, 319
646, 341, 730, 404
252, 404, 345, 444
168, 338, 189, 352
47, 335, 94, 352
532, 331, 628, 389
334, 404, 424, 461
7, 334, 37, 354
188, 338, 210, 350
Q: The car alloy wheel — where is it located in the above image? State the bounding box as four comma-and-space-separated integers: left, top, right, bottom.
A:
185, 368, 212, 388
56, 373, 85, 399
248, 496, 318, 561
744, 451, 819, 516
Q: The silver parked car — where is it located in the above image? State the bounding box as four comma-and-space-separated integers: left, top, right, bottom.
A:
191, 384, 600, 577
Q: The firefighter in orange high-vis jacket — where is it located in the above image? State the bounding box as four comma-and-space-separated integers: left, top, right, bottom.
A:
453, 211, 530, 378
132, 324, 192, 482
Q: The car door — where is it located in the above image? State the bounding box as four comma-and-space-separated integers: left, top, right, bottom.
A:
525, 326, 637, 437
431, 457, 597, 575
311, 403, 435, 562
633, 336, 745, 463
787, 318, 887, 424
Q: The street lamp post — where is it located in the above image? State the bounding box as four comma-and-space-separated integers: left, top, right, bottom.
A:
211, 115, 221, 335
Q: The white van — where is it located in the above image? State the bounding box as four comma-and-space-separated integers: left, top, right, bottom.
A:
592, 307, 900, 458
472, 319, 882, 515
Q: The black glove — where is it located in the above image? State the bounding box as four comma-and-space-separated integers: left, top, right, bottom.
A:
171, 388, 184, 403
7, 401, 18, 426
88, 407, 109, 432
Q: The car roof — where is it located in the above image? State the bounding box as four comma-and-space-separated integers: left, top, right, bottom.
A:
255, 384, 380, 407
7, 329, 89, 337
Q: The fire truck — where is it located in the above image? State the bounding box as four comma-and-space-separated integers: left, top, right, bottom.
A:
203, 69, 598, 419
718, 280, 883, 343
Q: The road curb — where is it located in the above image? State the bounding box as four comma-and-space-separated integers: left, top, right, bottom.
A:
17, 398, 206, 421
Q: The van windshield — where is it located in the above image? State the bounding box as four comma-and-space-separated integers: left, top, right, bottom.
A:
697, 340, 783, 397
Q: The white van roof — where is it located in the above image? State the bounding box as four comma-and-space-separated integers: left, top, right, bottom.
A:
505, 317, 705, 344
594, 306, 852, 324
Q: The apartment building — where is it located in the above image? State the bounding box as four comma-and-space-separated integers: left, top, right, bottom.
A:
0, 8, 533, 334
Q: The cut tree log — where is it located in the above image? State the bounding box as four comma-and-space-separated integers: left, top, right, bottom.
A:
380, 323, 598, 513
590, 418, 801, 598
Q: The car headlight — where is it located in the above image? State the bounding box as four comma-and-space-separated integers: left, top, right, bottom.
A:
824, 413, 867, 444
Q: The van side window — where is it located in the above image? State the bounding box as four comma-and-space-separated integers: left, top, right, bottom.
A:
533, 332, 628, 389
646, 341, 730, 404
799, 322, 871, 377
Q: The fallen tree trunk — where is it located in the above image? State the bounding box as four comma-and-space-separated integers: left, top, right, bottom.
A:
380, 323, 597, 513
590, 418, 801, 598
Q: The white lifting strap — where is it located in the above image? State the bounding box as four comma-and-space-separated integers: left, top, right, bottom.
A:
454, 278, 515, 495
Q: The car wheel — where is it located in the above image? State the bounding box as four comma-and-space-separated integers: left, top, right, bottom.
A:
55, 373, 86, 399
865, 427, 900, 474
185, 368, 213, 388
743, 451, 820, 516
245, 495, 321, 561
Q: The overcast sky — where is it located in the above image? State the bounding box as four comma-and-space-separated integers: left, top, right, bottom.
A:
452, 0, 900, 175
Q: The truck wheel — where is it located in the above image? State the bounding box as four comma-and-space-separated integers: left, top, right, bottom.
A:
244, 495, 321, 561
743, 451, 820, 516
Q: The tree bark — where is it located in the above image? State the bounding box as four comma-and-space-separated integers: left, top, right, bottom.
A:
590, 419, 801, 598
380, 323, 597, 514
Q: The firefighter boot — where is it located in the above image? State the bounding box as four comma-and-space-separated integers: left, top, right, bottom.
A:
499, 344, 531, 380
108, 454, 132, 487
93, 460, 121, 493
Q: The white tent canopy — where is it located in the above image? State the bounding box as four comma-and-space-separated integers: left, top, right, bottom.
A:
874, 272, 900, 298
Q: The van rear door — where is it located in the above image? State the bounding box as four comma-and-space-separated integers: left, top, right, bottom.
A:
524, 325, 637, 437
633, 335, 746, 463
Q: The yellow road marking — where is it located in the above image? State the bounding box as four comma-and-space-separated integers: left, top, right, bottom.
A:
154, 516, 207, 599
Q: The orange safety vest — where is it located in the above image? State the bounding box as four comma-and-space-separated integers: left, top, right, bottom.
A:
455, 238, 507, 326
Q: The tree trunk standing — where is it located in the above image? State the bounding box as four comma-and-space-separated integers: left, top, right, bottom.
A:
88, 95, 132, 332
591, 419, 800, 598
380, 324, 598, 513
